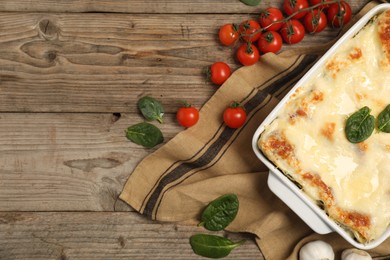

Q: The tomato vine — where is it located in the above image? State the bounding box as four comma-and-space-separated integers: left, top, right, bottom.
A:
211, 0, 353, 86
239, 0, 351, 40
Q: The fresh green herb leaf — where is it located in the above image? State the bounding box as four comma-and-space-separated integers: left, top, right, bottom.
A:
345, 106, 375, 143
377, 104, 390, 133
190, 234, 245, 259
138, 96, 164, 123
239, 0, 262, 6
199, 194, 239, 231
125, 122, 163, 148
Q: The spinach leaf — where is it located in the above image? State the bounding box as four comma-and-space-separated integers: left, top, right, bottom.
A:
190, 234, 245, 259
345, 106, 375, 143
125, 122, 163, 148
199, 194, 239, 231
138, 96, 164, 123
239, 0, 262, 6
377, 104, 390, 133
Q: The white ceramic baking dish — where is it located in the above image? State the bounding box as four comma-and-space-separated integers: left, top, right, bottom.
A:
252, 3, 390, 250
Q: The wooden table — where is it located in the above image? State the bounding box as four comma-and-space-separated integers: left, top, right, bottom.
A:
0, 1, 368, 259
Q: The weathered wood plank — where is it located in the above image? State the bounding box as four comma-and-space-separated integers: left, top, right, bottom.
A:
0, 112, 184, 211
0, 0, 367, 14
0, 212, 263, 260
0, 12, 346, 113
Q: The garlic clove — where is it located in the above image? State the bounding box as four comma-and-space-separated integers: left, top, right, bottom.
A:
299, 240, 335, 260
341, 248, 372, 260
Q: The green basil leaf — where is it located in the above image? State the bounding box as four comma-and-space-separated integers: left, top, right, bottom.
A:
138, 96, 164, 123
125, 122, 163, 148
190, 234, 245, 259
199, 194, 239, 231
345, 106, 375, 143
377, 104, 390, 133
239, 0, 262, 6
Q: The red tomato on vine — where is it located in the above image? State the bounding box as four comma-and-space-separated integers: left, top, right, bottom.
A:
239, 20, 261, 42
258, 31, 283, 54
304, 9, 327, 33
280, 19, 305, 44
259, 7, 284, 32
327, 1, 352, 28
236, 43, 260, 66
283, 0, 309, 19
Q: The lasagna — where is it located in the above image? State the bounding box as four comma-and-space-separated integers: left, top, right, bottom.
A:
258, 10, 390, 243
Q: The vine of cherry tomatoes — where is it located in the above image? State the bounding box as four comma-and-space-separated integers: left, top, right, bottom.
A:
217, 0, 352, 67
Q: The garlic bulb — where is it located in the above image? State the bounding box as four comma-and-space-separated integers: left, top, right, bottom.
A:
299, 240, 335, 260
341, 248, 372, 260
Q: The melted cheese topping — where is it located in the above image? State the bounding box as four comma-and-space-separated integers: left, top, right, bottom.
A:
259, 11, 390, 243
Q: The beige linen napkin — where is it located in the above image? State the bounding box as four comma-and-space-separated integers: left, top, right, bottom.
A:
120, 1, 390, 259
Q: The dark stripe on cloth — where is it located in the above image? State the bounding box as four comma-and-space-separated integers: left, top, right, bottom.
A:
139, 123, 226, 212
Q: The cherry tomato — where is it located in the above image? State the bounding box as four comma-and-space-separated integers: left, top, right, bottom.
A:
283, 0, 309, 19
176, 105, 199, 128
327, 1, 352, 28
208, 62, 231, 86
309, 0, 331, 9
259, 7, 284, 32
223, 102, 247, 129
219, 23, 240, 46
280, 19, 305, 44
239, 20, 261, 42
304, 9, 327, 33
258, 31, 283, 54
236, 43, 260, 66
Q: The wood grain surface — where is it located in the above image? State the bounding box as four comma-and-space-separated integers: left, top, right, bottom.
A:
0, 0, 367, 13
0, 12, 343, 113
0, 0, 369, 259
0, 212, 260, 260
